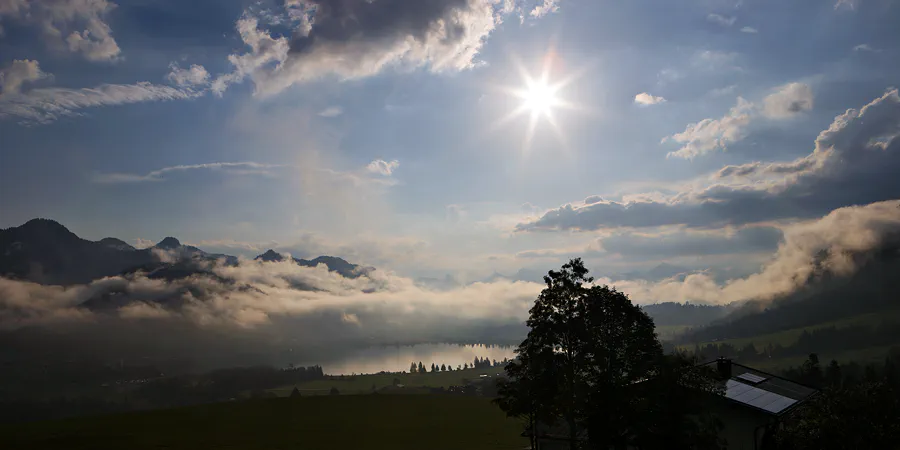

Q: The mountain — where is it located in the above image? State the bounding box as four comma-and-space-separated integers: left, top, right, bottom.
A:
677, 242, 900, 344
0, 219, 368, 285
0, 219, 153, 285
254, 250, 374, 278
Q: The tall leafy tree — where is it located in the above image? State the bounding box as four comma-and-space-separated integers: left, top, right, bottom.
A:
497, 258, 723, 450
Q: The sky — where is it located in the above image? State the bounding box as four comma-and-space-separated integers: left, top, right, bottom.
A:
3, 0, 900, 289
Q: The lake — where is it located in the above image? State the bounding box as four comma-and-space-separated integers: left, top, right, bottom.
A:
299, 343, 516, 375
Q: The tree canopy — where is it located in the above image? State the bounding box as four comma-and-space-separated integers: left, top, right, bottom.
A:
495, 258, 723, 450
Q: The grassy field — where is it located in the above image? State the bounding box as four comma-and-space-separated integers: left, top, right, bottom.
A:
677, 309, 900, 352
3, 394, 528, 450
269, 367, 503, 396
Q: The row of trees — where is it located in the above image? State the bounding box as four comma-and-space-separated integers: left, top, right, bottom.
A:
691, 323, 900, 363
408, 357, 510, 374
496, 259, 726, 450
776, 352, 900, 448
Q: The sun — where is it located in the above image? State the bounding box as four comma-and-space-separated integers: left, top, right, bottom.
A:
490, 49, 587, 154
520, 79, 560, 116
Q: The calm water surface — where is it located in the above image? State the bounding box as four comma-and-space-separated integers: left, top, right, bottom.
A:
299, 343, 515, 375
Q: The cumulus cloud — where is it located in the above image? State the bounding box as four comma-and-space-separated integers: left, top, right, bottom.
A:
0, 81, 200, 125
634, 92, 666, 106
91, 162, 285, 184
706, 13, 736, 27
365, 159, 400, 176
318, 106, 343, 117
762, 82, 814, 119
665, 82, 813, 158
0, 0, 120, 61
665, 97, 754, 159
0, 59, 49, 96
212, 0, 511, 96
166, 63, 210, 88
530, 0, 560, 18
519, 88, 900, 231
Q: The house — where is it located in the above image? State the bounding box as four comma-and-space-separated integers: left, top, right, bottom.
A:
524, 358, 818, 450
699, 358, 819, 450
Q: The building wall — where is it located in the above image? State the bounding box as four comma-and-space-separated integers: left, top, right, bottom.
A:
708, 401, 773, 450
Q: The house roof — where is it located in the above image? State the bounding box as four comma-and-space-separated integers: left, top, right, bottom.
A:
699, 360, 819, 417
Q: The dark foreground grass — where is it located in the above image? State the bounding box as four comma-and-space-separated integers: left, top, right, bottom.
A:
3, 394, 528, 450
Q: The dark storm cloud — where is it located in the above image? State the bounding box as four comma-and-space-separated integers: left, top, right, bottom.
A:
518, 89, 900, 232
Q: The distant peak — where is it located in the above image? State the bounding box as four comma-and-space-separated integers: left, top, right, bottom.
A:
21, 218, 70, 232
256, 249, 285, 262
155, 237, 182, 249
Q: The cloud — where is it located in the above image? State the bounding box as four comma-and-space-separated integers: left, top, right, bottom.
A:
691, 50, 741, 72
597, 226, 784, 258
707, 13, 736, 27
446, 204, 466, 223
665, 82, 813, 158
762, 82, 814, 119
530, 0, 560, 18
634, 92, 667, 106
91, 162, 285, 184
318, 106, 343, 117
740, 26, 758, 33
0, 59, 49, 96
665, 97, 754, 159
365, 159, 400, 176
518, 88, 900, 232
0, 81, 200, 125
0, 258, 543, 359
0, 0, 120, 61
601, 200, 900, 305
166, 63, 210, 88
834, 0, 859, 10
853, 43, 880, 53
212, 0, 511, 96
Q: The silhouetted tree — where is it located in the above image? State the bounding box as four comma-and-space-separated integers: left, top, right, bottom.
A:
825, 360, 843, 388
329, 387, 340, 395
290, 387, 301, 398
418, 362, 425, 373
440, 364, 446, 372
497, 259, 722, 450
410, 362, 418, 374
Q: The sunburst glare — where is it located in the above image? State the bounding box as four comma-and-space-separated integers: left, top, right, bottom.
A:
491, 49, 586, 155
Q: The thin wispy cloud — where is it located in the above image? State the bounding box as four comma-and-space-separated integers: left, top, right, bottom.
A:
0, 81, 200, 125
92, 162, 285, 184
853, 43, 880, 53
318, 106, 343, 117
707, 13, 736, 27
740, 26, 758, 33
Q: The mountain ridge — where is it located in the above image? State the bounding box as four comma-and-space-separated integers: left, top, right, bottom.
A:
0, 219, 372, 284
